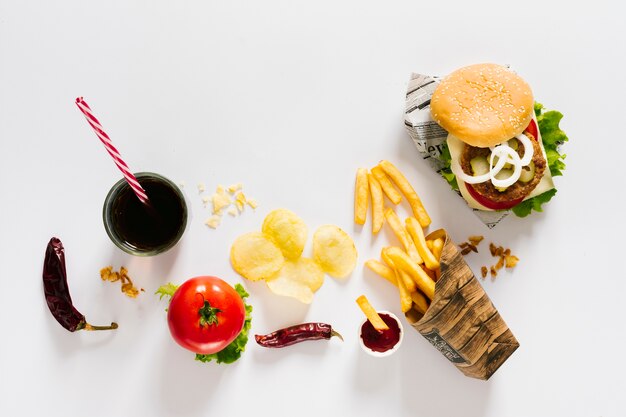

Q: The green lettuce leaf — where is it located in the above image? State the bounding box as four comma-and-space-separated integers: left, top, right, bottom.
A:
155, 282, 179, 300
535, 104, 568, 177
513, 103, 568, 216
155, 282, 179, 312
439, 144, 459, 191
511, 189, 557, 217
195, 284, 252, 365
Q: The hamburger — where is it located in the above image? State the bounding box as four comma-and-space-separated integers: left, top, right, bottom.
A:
430, 63, 567, 217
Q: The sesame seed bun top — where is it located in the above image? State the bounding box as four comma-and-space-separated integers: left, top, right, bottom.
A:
430, 63, 534, 148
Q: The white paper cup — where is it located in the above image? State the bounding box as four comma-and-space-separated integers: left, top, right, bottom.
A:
358, 310, 404, 358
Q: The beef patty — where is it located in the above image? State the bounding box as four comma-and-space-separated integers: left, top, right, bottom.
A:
459, 130, 547, 203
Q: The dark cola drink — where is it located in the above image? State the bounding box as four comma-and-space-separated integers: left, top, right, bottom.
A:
103, 173, 187, 256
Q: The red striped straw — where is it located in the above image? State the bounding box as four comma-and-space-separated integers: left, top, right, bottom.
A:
75, 97, 149, 204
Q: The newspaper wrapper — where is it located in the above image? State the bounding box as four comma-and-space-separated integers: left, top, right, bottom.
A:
404, 73, 509, 228
405, 229, 519, 380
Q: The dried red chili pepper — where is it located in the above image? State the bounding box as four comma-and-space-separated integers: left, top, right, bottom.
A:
43, 237, 118, 332
255, 323, 343, 348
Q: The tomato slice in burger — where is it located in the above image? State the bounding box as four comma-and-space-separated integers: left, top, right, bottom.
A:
464, 183, 525, 210
463, 119, 538, 210
525, 118, 538, 140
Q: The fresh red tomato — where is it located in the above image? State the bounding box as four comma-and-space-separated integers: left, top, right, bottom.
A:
167, 276, 245, 355
464, 119, 538, 210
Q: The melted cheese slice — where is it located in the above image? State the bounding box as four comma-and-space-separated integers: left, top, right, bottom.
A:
447, 117, 555, 211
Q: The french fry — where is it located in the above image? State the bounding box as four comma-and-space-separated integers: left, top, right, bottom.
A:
365, 259, 396, 287
392, 267, 413, 313
426, 240, 433, 251
371, 165, 402, 205
379, 160, 431, 228
379, 247, 395, 269
427, 229, 447, 242
396, 268, 417, 294
381, 248, 417, 293
432, 238, 444, 262
367, 172, 384, 233
356, 295, 389, 331
421, 264, 436, 281
354, 168, 369, 225
410, 290, 429, 315
384, 208, 422, 265
384, 246, 435, 300
405, 216, 440, 271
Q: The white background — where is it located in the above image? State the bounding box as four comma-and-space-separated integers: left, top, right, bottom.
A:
1, 1, 624, 416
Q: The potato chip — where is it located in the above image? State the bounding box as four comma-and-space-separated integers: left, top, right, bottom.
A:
267, 275, 314, 304
262, 209, 308, 260
230, 232, 285, 281
312, 225, 357, 278
266, 258, 325, 303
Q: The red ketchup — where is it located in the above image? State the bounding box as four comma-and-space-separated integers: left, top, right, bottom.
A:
360, 313, 401, 353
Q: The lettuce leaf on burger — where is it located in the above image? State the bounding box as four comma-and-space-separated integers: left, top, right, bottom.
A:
431, 63, 567, 217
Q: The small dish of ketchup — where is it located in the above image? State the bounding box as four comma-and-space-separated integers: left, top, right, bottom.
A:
358, 310, 403, 357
